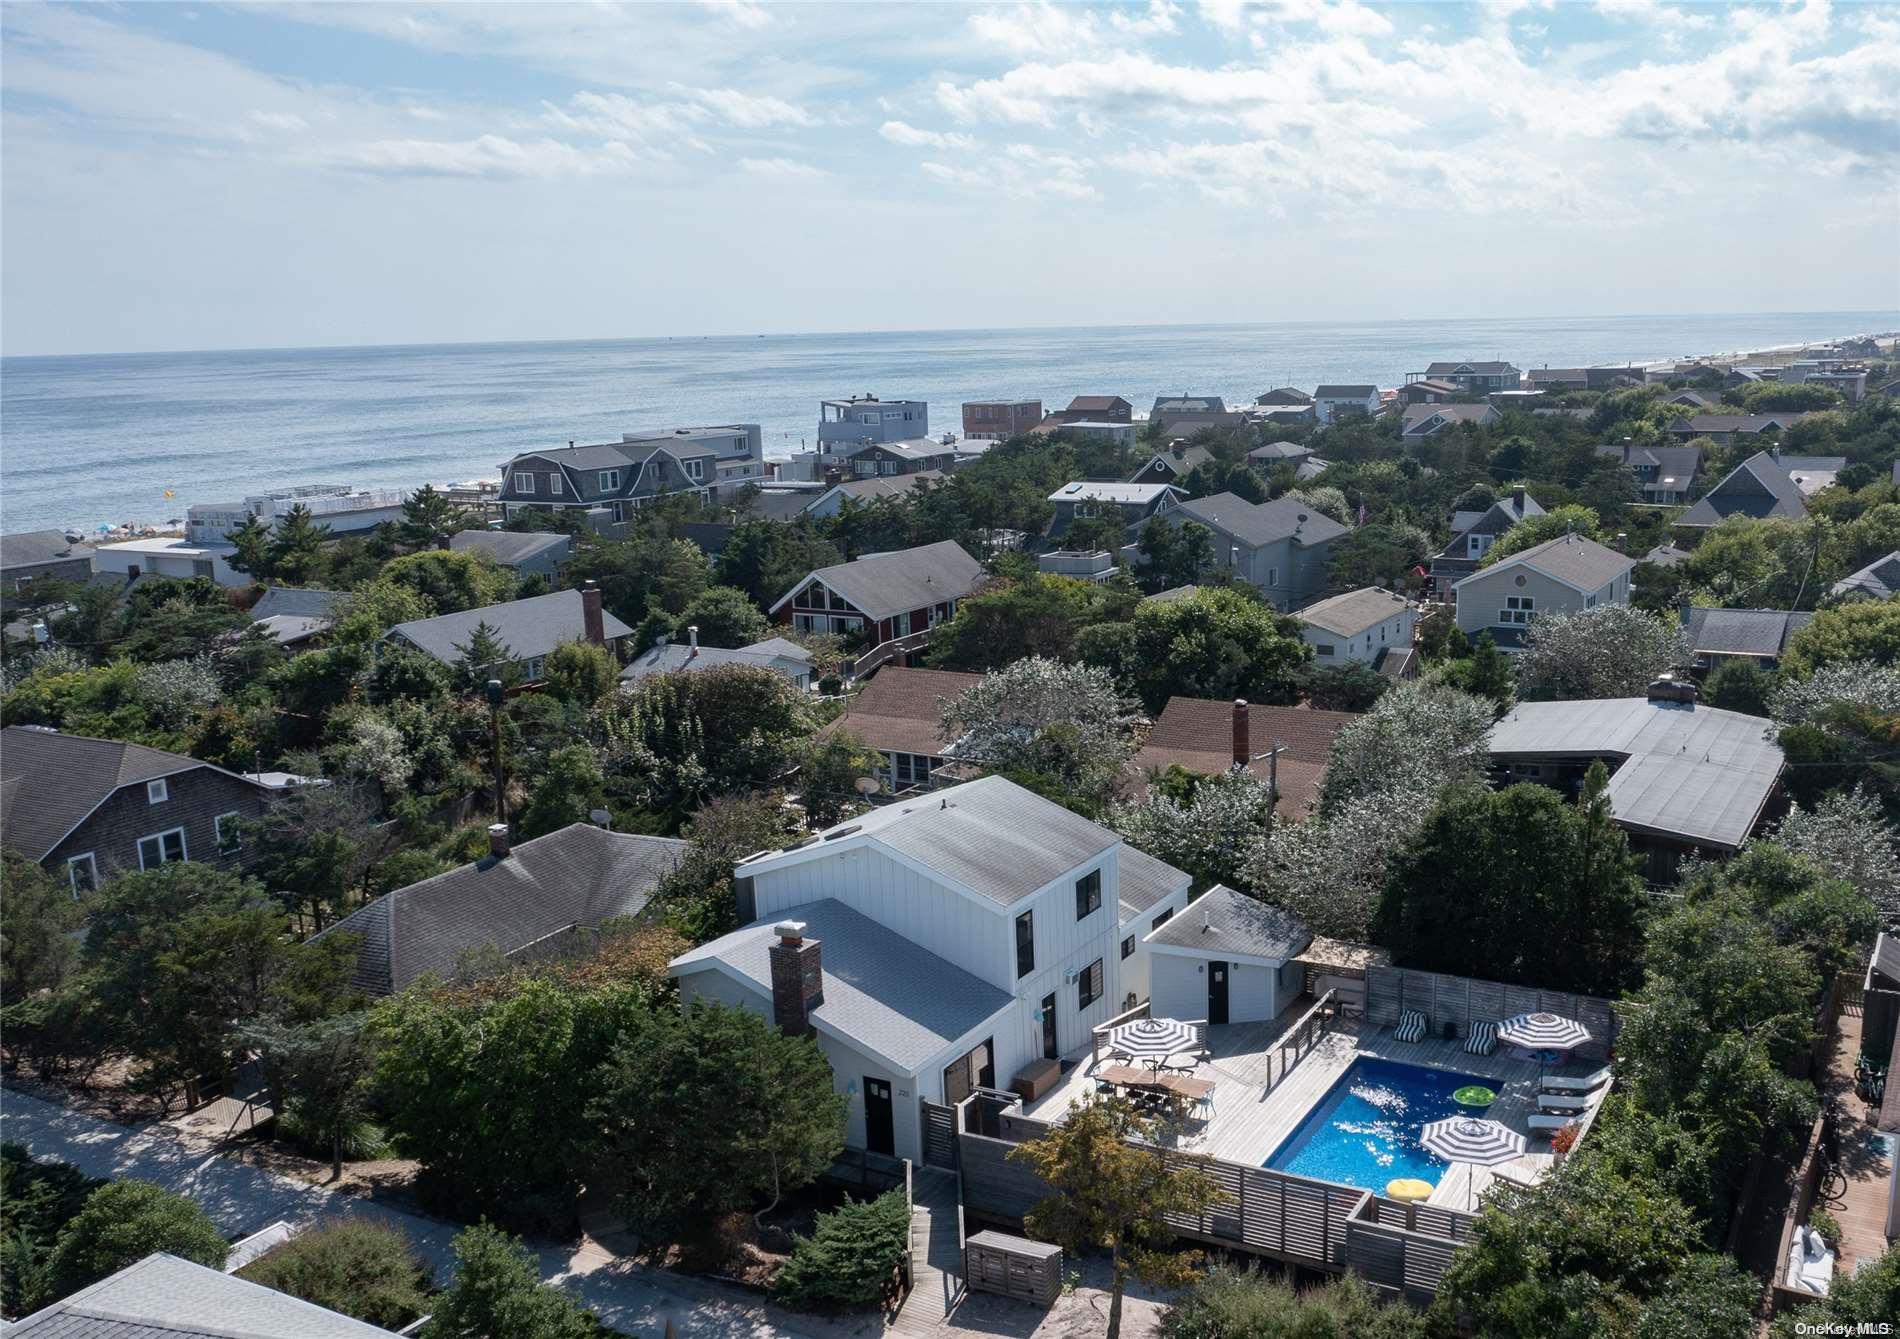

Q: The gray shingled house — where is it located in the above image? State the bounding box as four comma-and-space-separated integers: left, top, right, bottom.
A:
1155, 493, 1347, 609
1, 726, 278, 893
314, 821, 687, 995
382, 584, 631, 683
1, 529, 93, 609
1452, 533, 1636, 649
1674, 451, 1809, 529
448, 528, 574, 581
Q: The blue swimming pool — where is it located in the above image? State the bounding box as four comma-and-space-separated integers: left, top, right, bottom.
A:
1265, 1057, 1492, 1191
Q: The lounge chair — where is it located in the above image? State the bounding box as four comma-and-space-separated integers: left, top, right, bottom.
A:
1527, 1113, 1572, 1135
1541, 1065, 1612, 1094
1787, 1226, 1835, 1297
1537, 1092, 1587, 1115
1394, 1008, 1428, 1043
1464, 1020, 1499, 1056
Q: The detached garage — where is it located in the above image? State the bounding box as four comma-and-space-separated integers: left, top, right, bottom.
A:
1145, 885, 1313, 1026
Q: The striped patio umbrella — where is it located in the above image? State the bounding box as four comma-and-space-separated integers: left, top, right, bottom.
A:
1107, 1017, 1197, 1067
1498, 1011, 1591, 1053
1421, 1116, 1528, 1210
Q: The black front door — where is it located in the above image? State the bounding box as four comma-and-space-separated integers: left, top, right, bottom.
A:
1208, 962, 1230, 1026
864, 1077, 894, 1156
1040, 993, 1059, 1060
975, 1037, 995, 1090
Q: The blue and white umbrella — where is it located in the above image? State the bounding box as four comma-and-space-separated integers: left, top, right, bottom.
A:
1421, 1115, 1527, 1209
1498, 1011, 1591, 1053
1107, 1017, 1197, 1066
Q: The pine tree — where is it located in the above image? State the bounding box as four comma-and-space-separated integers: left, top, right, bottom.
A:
453, 618, 517, 691
268, 504, 332, 585
399, 484, 471, 550
1465, 633, 1516, 716
227, 514, 273, 579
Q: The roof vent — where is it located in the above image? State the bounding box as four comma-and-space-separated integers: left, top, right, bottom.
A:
1201, 909, 1212, 932
822, 824, 862, 842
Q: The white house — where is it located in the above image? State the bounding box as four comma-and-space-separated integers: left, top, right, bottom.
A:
1145, 885, 1313, 1027
1312, 385, 1381, 426
1293, 587, 1416, 666
668, 777, 1192, 1164
92, 536, 247, 587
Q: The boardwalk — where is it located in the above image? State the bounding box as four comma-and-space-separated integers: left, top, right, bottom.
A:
1025, 1008, 1605, 1211
895, 1167, 966, 1335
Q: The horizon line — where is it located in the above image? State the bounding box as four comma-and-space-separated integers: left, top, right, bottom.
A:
6, 307, 1898, 363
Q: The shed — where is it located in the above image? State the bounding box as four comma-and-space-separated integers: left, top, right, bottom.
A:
1144, 885, 1312, 1026
965, 1231, 1064, 1306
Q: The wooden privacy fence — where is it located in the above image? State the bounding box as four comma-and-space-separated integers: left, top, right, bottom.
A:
955, 1119, 1478, 1299
921, 1100, 958, 1170
1363, 966, 1617, 1058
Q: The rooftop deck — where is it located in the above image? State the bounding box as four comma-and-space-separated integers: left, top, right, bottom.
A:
1023, 999, 1608, 1212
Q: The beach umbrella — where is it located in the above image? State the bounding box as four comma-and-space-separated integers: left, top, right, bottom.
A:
1106, 1017, 1197, 1069
1498, 1011, 1591, 1053
1421, 1115, 1527, 1210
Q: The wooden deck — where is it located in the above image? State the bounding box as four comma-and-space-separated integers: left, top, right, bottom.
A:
1024, 1003, 1607, 1212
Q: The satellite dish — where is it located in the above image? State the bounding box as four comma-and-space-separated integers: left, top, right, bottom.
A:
854, 776, 881, 795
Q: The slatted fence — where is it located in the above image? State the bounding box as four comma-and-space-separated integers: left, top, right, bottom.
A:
1363, 967, 1617, 1058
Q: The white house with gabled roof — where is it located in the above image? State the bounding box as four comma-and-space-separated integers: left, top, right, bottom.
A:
668, 776, 1191, 1164
1452, 533, 1636, 650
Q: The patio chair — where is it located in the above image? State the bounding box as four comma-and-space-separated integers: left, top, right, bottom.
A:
1394, 1008, 1429, 1043
1527, 1112, 1572, 1135
1464, 1020, 1499, 1056
1537, 1092, 1587, 1115
1540, 1065, 1612, 1094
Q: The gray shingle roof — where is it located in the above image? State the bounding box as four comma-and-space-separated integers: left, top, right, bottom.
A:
1048, 482, 1181, 506
1146, 885, 1312, 963
1295, 587, 1412, 638
1153, 396, 1226, 414
312, 822, 686, 995
0, 727, 261, 862
1118, 845, 1192, 919
1675, 451, 1808, 527
1, 530, 91, 570
1488, 698, 1783, 849
1832, 551, 1900, 600
7, 1252, 396, 1338
671, 899, 1012, 1072
448, 529, 571, 567
1173, 493, 1349, 549
1425, 361, 1517, 375
618, 637, 810, 684
1682, 607, 1814, 659
385, 589, 632, 665
1671, 413, 1808, 435
770, 540, 984, 622
1314, 385, 1377, 398
249, 587, 346, 622
1463, 533, 1634, 592
1401, 404, 1495, 434
752, 775, 1119, 908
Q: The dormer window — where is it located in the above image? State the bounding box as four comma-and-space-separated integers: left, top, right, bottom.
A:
548, 473, 564, 496
146, 779, 169, 804
598, 470, 620, 492
516, 472, 536, 495
684, 459, 705, 482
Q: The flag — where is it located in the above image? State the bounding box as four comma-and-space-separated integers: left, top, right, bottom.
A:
163, 489, 174, 499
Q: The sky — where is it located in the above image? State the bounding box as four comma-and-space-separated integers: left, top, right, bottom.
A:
2, 0, 1897, 356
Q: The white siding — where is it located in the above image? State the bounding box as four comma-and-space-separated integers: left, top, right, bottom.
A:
987, 853, 1124, 1087
1115, 886, 1191, 1007
1230, 962, 1279, 1022
750, 846, 1012, 987
1150, 953, 1208, 1023
677, 965, 923, 1162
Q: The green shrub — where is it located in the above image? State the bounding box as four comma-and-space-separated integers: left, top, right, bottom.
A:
237, 1218, 431, 1328
770, 1190, 910, 1313
1808, 1207, 1843, 1249
42, 1180, 227, 1302
1162, 1263, 1427, 1338
274, 1105, 392, 1164
427, 1222, 601, 1339
0, 1145, 106, 1317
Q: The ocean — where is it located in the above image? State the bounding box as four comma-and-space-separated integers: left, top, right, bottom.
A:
3, 310, 1894, 536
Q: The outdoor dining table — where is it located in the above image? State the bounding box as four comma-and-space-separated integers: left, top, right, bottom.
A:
1099, 1066, 1215, 1104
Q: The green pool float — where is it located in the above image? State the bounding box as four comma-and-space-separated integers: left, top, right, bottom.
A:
1453, 1085, 1497, 1107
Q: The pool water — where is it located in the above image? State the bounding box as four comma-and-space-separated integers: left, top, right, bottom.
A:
1265, 1057, 1492, 1191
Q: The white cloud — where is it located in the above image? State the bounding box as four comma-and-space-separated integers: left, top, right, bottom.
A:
248, 110, 309, 133
324, 135, 641, 179
1198, 0, 1392, 38
880, 120, 975, 149
687, 86, 814, 128
741, 156, 825, 178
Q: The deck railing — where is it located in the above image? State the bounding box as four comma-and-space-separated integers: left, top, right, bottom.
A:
848, 629, 932, 679
1088, 1000, 1151, 1068
1270, 988, 1341, 1088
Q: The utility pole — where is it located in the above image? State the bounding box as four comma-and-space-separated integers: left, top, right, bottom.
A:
485, 678, 506, 825
1251, 742, 1284, 836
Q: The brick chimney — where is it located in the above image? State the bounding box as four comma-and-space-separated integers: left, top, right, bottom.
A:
581, 580, 605, 646
1232, 699, 1250, 768
487, 823, 510, 860
768, 921, 823, 1037
1511, 484, 1526, 512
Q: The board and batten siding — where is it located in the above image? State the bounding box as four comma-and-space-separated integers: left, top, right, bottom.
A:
676, 965, 926, 1163
1149, 952, 1303, 1025
750, 846, 1012, 987
1116, 886, 1192, 1006
993, 852, 1126, 1085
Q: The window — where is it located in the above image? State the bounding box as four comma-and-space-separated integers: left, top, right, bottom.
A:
894, 753, 934, 787
1075, 869, 1102, 920
684, 459, 705, 481
1121, 934, 1136, 960
1078, 958, 1104, 1010
1016, 911, 1035, 979
1467, 532, 1491, 557
548, 473, 564, 496
523, 657, 545, 681
146, 778, 169, 804
214, 812, 243, 854
598, 469, 620, 492
1268, 567, 1280, 589
827, 588, 853, 613
1500, 595, 1536, 625
137, 827, 187, 869
516, 472, 536, 495
1153, 907, 1174, 931
1315, 643, 1336, 657
67, 853, 98, 896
